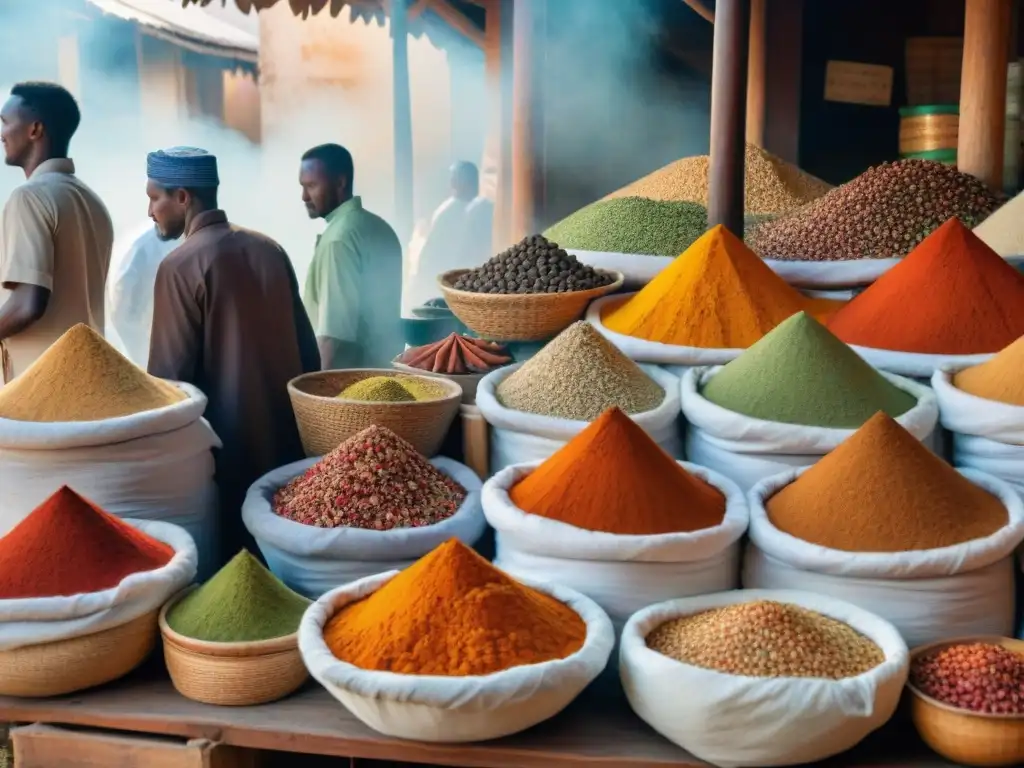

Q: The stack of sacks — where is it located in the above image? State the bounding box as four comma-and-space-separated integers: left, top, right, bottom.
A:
932, 336, 1024, 499
0, 487, 196, 696
586, 226, 844, 374
826, 219, 1024, 379
681, 312, 938, 490
243, 425, 484, 598
543, 145, 831, 286
482, 407, 747, 629
0, 324, 220, 578
744, 413, 1024, 647
299, 540, 614, 742
475, 322, 680, 472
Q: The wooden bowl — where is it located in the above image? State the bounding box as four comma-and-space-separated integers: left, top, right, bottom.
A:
287, 369, 462, 457
159, 589, 308, 707
438, 269, 624, 342
908, 636, 1024, 767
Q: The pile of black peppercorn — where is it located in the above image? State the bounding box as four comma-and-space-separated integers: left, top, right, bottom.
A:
452, 234, 614, 294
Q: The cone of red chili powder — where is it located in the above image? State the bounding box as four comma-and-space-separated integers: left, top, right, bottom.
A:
0, 486, 174, 599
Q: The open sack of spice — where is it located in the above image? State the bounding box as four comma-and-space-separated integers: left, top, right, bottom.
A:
475, 322, 680, 473
681, 312, 939, 491
242, 425, 485, 599
743, 413, 1024, 648
482, 408, 747, 631
544, 145, 831, 288
0, 325, 220, 580
586, 226, 844, 373
299, 539, 614, 742
749, 159, 1005, 287
931, 338, 1024, 499
619, 589, 909, 768
0, 487, 196, 654
825, 219, 1024, 379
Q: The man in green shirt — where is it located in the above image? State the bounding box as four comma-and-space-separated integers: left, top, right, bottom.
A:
299, 143, 403, 370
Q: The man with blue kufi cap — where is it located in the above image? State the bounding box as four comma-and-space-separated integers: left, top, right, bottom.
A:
145, 146, 319, 573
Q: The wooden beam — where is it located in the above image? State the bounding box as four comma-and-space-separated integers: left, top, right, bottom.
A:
419, 0, 485, 47
958, 0, 1012, 188
407, 0, 429, 21
745, 0, 765, 147
762, 0, 803, 164
681, 0, 715, 23
510, 0, 536, 240
391, 0, 414, 242
708, 0, 751, 235
484, 0, 510, 251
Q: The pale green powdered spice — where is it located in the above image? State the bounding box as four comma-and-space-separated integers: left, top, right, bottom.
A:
496, 321, 664, 420
166, 550, 311, 642
701, 312, 916, 428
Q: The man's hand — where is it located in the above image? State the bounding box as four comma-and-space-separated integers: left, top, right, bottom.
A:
0, 282, 49, 341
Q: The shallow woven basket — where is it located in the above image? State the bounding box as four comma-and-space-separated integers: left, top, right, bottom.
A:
437, 269, 624, 342
908, 636, 1024, 766
0, 610, 158, 697
159, 589, 308, 706
391, 358, 490, 404
288, 369, 462, 457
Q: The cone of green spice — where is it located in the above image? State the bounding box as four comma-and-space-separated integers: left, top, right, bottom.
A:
700, 312, 916, 428
166, 550, 310, 643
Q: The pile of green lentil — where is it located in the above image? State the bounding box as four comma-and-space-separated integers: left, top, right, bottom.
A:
452, 234, 613, 294
272, 425, 466, 529
166, 550, 310, 643
749, 159, 1005, 261
646, 600, 885, 680
496, 321, 664, 421
338, 375, 446, 403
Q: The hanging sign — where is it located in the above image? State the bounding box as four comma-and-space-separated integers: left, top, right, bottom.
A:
824, 61, 894, 107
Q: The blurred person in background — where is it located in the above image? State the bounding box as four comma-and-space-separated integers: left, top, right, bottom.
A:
299, 143, 402, 369
145, 147, 319, 565
105, 221, 179, 366
406, 161, 489, 311
0, 81, 112, 384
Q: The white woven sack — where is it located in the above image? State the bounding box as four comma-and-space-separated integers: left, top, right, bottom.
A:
481, 461, 747, 628
586, 294, 744, 366
299, 570, 615, 742
0, 519, 197, 651
475, 363, 681, 474
932, 367, 1024, 497
846, 344, 993, 380
568, 248, 896, 289
619, 589, 908, 768
0, 383, 220, 579
242, 457, 486, 598
743, 468, 1024, 647
681, 367, 940, 491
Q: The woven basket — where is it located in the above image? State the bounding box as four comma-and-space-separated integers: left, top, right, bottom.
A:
0, 610, 158, 697
908, 636, 1024, 766
159, 589, 308, 706
288, 369, 462, 458
391, 358, 490, 404
437, 269, 625, 342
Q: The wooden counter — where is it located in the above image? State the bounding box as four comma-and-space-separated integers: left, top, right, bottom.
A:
0, 669, 954, 768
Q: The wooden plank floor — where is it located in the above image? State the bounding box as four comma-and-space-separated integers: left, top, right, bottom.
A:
0, 666, 954, 768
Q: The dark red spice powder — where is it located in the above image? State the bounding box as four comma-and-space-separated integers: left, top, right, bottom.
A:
0, 486, 174, 599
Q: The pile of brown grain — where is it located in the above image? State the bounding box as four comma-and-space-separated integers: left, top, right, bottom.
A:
604, 144, 832, 216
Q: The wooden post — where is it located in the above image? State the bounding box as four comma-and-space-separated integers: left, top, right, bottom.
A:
745, 0, 766, 147
708, 0, 751, 236
509, 0, 536, 240
484, 0, 510, 252
958, 0, 1012, 188
391, 0, 414, 242
762, 0, 803, 164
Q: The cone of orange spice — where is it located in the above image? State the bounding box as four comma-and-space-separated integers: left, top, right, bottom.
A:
323, 539, 586, 675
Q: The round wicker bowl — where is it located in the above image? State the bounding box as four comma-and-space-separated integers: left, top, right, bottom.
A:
288, 369, 462, 458
437, 269, 625, 342
391, 358, 492, 404
0, 610, 158, 697
908, 636, 1024, 766
159, 589, 308, 706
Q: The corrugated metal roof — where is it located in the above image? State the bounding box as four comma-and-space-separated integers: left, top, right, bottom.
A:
87, 0, 259, 61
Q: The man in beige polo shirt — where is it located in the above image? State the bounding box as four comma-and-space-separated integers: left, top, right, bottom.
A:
0, 82, 112, 383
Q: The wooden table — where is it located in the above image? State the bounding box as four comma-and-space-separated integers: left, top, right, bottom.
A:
0, 668, 954, 768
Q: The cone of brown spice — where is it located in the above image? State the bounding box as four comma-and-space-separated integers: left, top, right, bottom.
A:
765, 412, 1008, 552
